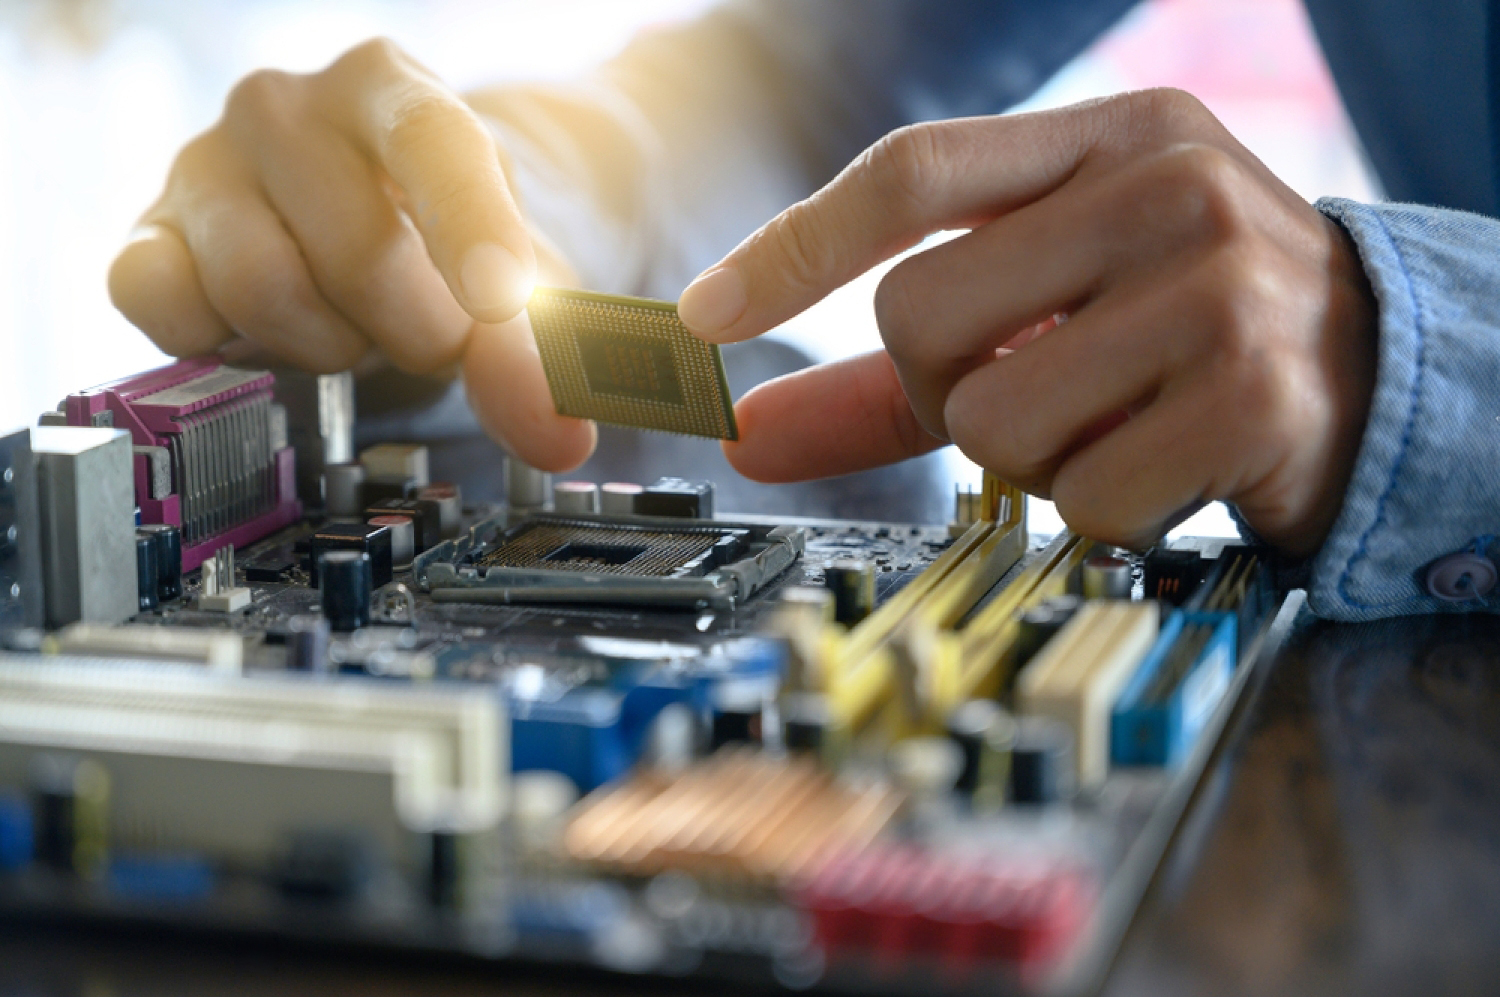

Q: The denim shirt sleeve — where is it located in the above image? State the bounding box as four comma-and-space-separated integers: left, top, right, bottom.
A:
1304, 197, 1500, 621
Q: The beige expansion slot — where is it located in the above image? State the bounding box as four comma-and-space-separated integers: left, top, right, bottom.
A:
1015, 600, 1160, 791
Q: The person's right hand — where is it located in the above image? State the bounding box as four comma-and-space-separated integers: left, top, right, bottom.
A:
107, 38, 596, 471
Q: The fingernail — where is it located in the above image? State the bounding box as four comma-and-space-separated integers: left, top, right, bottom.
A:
678, 265, 747, 336
460, 243, 531, 316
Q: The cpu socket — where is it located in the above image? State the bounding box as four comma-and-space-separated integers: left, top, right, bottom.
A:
414, 513, 804, 610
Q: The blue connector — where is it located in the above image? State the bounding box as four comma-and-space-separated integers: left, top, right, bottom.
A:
1111, 610, 1237, 767
0, 792, 33, 870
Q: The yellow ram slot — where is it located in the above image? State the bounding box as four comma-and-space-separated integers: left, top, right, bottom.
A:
826, 477, 1028, 736
944, 531, 1091, 708
829, 518, 992, 681
912, 518, 1027, 632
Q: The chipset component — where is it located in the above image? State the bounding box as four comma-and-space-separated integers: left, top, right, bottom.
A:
527, 287, 737, 440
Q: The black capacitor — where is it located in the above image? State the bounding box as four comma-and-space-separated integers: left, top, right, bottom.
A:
1011, 595, 1084, 671
782, 692, 831, 753
286, 614, 331, 673
1010, 716, 1076, 804
134, 532, 159, 613
137, 523, 182, 601
946, 699, 1005, 795
359, 476, 416, 507
308, 522, 393, 589
319, 550, 371, 632
365, 497, 442, 553
825, 558, 876, 625
636, 477, 714, 519
710, 681, 764, 749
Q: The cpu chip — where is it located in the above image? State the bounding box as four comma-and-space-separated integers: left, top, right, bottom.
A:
527, 287, 738, 440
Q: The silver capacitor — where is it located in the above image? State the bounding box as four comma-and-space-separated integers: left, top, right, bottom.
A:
1082, 554, 1133, 600
506, 457, 551, 511
600, 481, 643, 515
553, 480, 600, 515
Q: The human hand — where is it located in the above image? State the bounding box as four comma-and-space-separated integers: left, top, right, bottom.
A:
679, 90, 1377, 555
107, 38, 595, 471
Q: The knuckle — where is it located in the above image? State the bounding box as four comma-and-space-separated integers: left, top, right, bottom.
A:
865, 123, 946, 214
223, 69, 301, 129
213, 247, 310, 335
1131, 87, 1215, 133
947, 377, 1041, 482
1197, 283, 1296, 430
336, 36, 409, 77
381, 95, 481, 181
1145, 143, 1251, 246
758, 204, 840, 288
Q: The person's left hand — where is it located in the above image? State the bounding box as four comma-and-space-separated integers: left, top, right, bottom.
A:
677, 90, 1378, 556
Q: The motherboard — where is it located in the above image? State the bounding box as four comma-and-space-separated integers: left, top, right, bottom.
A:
0, 356, 1288, 996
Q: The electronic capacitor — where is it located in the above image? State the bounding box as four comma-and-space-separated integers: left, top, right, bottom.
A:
134, 532, 159, 613
600, 482, 642, 515
318, 550, 371, 632
553, 481, 600, 515
782, 692, 831, 753
136, 523, 182, 602
946, 698, 1016, 798
825, 558, 876, 625
416, 483, 462, 538
506, 457, 551, 511
1012, 595, 1083, 672
285, 614, 331, 673
1010, 716, 1076, 804
710, 680, 765, 749
1082, 554, 1134, 600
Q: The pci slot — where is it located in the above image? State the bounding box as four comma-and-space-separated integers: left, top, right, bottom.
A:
0, 655, 507, 872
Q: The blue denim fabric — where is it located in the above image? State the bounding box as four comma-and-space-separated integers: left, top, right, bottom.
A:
1308, 198, 1500, 620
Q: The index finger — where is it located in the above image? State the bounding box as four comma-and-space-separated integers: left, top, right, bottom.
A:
317, 39, 536, 323
678, 91, 1220, 344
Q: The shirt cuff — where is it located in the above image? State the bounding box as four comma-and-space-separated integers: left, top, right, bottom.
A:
1305, 197, 1500, 621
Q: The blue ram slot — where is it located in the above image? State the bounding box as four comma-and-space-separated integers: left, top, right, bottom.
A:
1111, 610, 1237, 767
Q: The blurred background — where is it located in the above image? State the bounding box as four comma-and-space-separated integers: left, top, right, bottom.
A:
0, 0, 1380, 532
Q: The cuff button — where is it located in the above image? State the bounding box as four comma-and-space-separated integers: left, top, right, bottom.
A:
1424, 552, 1498, 602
